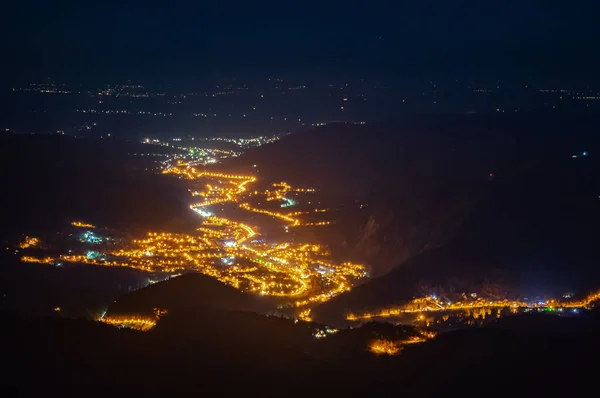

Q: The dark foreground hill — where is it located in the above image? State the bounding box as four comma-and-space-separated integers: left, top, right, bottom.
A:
0, 251, 148, 318
1, 310, 598, 395
106, 272, 274, 316
0, 132, 191, 240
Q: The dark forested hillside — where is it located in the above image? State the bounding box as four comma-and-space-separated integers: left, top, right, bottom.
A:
225, 114, 600, 279
1, 310, 598, 395
0, 133, 191, 239
313, 142, 600, 322
106, 273, 274, 316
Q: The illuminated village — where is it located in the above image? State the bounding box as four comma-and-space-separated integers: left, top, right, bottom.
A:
19, 160, 366, 326
347, 292, 600, 327
16, 159, 600, 356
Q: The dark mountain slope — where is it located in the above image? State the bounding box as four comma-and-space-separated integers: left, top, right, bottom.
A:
227, 113, 598, 197
313, 149, 600, 322
0, 251, 147, 317
0, 133, 191, 238
106, 272, 274, 316
1, 310, 598, 395
225, 113, 600, 277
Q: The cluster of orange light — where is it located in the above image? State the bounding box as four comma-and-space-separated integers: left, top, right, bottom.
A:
368, 329, 437, 355
265, 182, 292, 201
163, 166, 365, 302
369, 339, 402, 355
298, 308, 312, 322
290, 221, 331, 227
71, 221, 95, 228
347, 291, 600, 322
18, 236, 39, 249
21, 256, 54, 264
560, 291, 600, 308
21, 166, 365, 308
239, 202, 300, 225
100, 316, 157, 331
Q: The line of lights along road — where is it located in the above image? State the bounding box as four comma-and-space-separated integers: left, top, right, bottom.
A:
17, 158, 600, 350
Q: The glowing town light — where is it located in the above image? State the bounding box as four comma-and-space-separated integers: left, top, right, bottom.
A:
369, 340, 401, 355
72, 221, 95, 228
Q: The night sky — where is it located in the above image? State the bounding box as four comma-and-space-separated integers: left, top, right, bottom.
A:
4, 0, 600, 84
